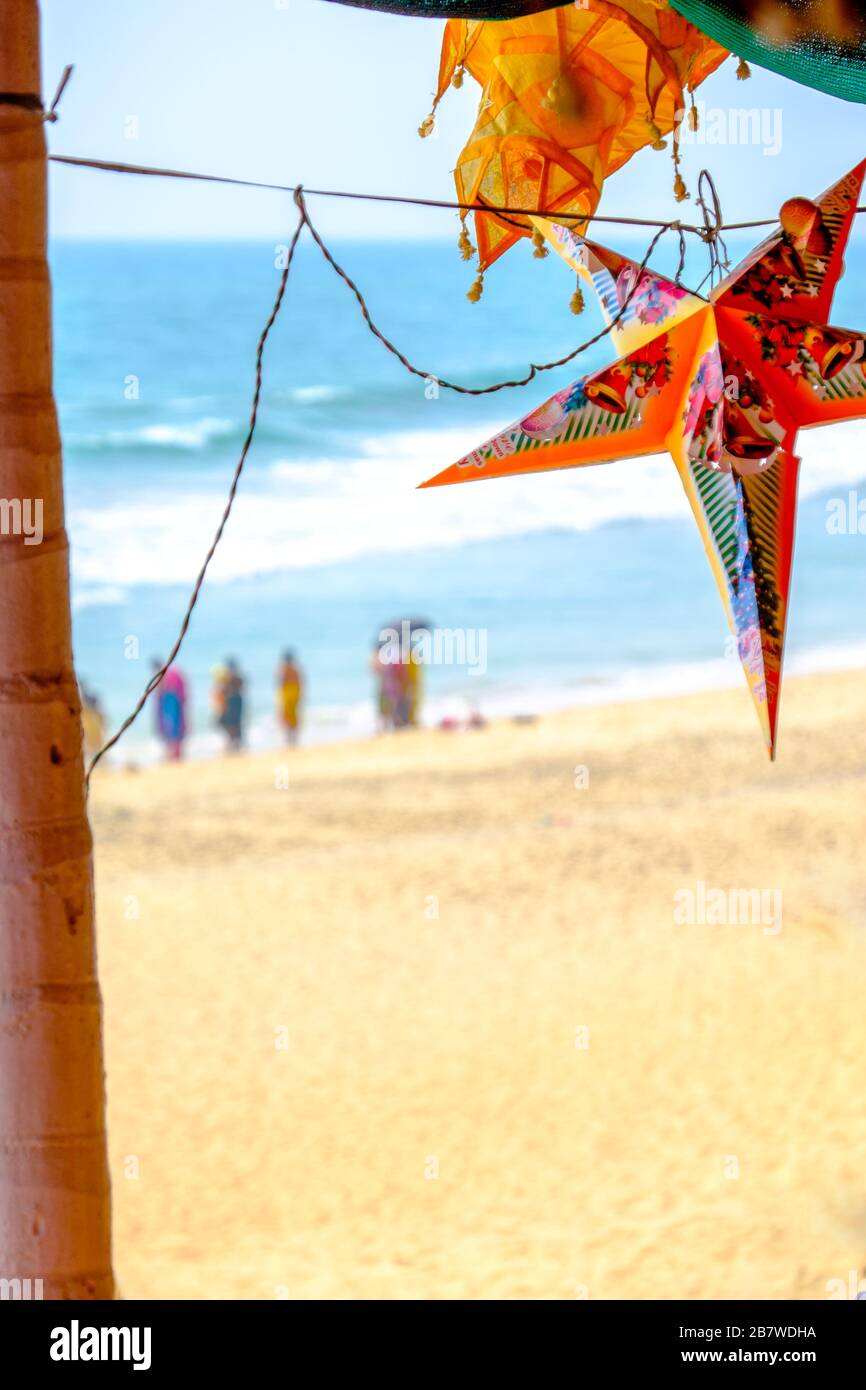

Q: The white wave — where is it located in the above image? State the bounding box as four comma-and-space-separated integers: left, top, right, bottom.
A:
286, 385, 348, 405
72, 585, 129, 611
268, 459, 340, 483
69, 416, 235, 451
67, 418, 866, 587
796, 420, 866, 498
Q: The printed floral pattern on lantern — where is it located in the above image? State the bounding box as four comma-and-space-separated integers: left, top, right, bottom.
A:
519, 336, 674, 442
552, 228, 696, 337
684, 346, 726, 467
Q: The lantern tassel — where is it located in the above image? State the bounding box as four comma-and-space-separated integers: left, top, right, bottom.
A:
467, 271, 484, 304
646, 114, 667, 151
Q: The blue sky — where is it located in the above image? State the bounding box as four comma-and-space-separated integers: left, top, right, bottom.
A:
43, 0, 866, 240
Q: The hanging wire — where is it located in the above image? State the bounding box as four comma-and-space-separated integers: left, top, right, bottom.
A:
293, 187, 680, 393
45, 65, 75, 122
49, 152, 865, 230
695, 169, 731, 288
47, 153, 685, 229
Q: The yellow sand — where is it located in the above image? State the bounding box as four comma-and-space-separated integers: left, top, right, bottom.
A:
90, 669, 866, 1301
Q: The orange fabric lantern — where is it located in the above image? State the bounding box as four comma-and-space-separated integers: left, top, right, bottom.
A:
426, 1, 728, 273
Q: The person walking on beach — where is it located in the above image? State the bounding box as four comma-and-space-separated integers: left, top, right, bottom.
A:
371, 635, 415, 730
372, 639, 400, 730
218, 658, 245, 750
404, 645, 422, 728
276, 650, 303, 746
80, 684, 106, 760
152, 659, 188, 761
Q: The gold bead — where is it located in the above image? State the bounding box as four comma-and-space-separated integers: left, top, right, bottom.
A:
646, 115, 667, 151
458, 224, 475, 261
467, 273, 484, 304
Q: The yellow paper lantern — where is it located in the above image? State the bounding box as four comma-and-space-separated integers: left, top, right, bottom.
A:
426, 1, 728, 272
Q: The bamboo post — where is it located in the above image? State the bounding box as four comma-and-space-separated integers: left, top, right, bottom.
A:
0, 0, 114, 1298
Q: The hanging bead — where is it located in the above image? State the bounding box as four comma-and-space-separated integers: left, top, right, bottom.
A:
569, 284, 585, 316
646, 115, 667, 151
689, 99, 699, 133
674, 170, 689, 203
418, 111, 436, 139
452, 66, 464, 90
457, 222, 475, 262
467, 272, 484, 304
531, 228, 549, 259
736, 56, 751, 81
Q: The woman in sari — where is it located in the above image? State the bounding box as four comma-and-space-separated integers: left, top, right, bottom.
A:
276, 650, 304, 746
154, 662, 188, 761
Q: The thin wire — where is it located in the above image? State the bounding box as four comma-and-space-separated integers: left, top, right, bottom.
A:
671, 221, 688, 285
48, 153, 681, 228
295, 187, 678, 393
695, 169, 730, 289
45, 65, 74, 122
86, 207, 305, 781
51, 151, 865, 231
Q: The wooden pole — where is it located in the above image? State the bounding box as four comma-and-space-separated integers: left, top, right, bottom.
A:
0, 0, 114, 1298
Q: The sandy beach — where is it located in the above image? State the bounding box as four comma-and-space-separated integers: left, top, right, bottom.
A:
90, 668, 866, 1301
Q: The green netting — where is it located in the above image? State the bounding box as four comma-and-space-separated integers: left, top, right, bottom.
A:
323, 1, 569, 16
670, 2, 866, 103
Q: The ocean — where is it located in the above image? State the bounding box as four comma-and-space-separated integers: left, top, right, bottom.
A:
53, 229, 866, 760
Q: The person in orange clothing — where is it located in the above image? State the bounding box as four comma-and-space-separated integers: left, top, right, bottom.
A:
276, 649, 304, 746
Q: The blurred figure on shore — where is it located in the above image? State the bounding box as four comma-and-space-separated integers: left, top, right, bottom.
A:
80, 684, 106, 760
210, 662, 228, 727
404, 647, 422, 728
372, 640, 401, 730
276, 650, 303, 746
152, 659, 188, 761
371, 630, 423, 730
217, 658, 245, 750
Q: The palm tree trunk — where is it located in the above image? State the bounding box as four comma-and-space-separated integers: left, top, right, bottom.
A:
0, 0, 114, 1298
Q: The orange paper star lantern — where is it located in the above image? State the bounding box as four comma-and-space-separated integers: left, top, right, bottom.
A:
420, 161, 866, 758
